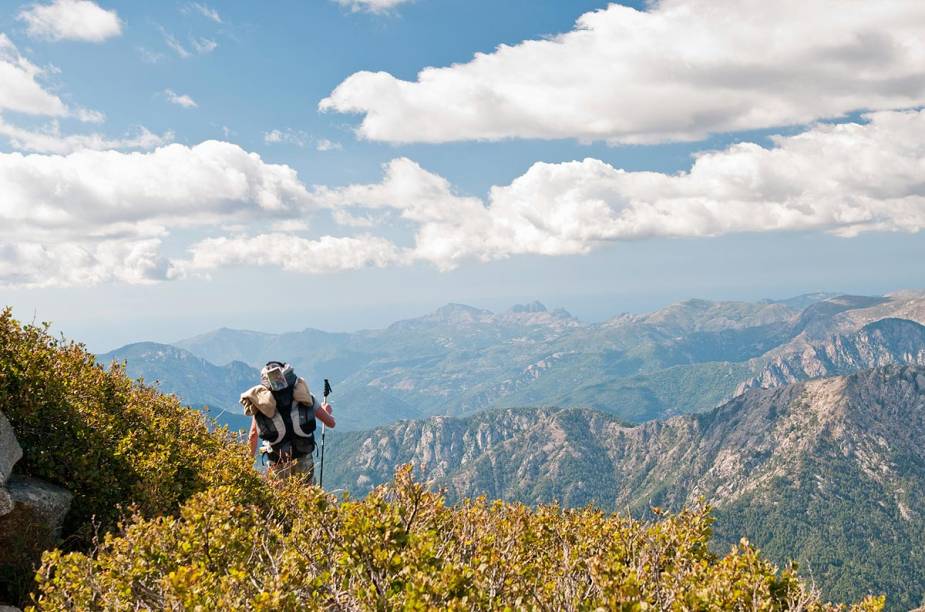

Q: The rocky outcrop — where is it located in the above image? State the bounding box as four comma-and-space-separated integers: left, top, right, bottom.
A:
0, 412, 22, 517
0, 410, 73, 607
4, 476, 73, 540
736, 318, 925, 394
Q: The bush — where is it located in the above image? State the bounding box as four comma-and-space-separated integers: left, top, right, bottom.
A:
32, 466, 883, 611
0, 308, 263, 601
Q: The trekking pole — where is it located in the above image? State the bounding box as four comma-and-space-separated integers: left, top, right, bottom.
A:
319, 378, 332, 487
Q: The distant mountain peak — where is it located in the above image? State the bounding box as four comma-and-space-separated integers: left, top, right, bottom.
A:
435, 303, 490, 316
509, 301, 548, 314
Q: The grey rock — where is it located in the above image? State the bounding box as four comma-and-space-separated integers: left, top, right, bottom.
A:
5, 475, 73, 540
0, 606, 23, 612
0, 487, 12, 517
0, 410, 22, 486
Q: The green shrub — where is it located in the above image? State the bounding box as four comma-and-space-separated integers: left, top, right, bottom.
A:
32, 466, 883, 611
0, 308, 264, 601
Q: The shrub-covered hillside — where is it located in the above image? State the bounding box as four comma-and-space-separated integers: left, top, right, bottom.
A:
0, 308, 263, 537
0, 309, 883, 609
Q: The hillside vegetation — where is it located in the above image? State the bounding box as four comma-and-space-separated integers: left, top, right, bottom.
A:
0, 307, 881, 609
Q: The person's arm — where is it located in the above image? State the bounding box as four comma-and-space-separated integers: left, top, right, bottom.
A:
248, 416, 259, 456
315, 399, 335, 428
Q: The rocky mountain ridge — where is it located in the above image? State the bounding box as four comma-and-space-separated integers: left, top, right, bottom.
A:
107, 291, 925, 431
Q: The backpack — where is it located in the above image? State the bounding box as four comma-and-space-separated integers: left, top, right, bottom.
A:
252, 361, 317, 461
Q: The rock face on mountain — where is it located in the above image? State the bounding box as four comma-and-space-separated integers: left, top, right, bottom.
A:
326, 365, 925, 608
737, 317, 925, 393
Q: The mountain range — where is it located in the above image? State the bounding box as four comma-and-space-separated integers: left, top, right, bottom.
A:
93, 291, 925, 607
325, 365, 925, 609
101, 291, 925, 431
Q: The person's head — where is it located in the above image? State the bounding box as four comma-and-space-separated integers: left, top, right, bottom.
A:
260, 361, 296, 391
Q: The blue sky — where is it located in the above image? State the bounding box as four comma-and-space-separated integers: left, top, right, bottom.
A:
1, 0, 923, 351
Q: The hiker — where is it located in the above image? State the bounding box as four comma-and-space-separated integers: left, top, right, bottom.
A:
239, 361, 335, 482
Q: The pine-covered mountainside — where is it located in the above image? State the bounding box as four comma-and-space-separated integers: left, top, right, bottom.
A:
325, 365, 925, 609
0, 308, 882, 610
107, 291, 925, 431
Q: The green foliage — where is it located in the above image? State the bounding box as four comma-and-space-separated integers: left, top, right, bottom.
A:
0, 307, 264, 543
32, 466, 882, 611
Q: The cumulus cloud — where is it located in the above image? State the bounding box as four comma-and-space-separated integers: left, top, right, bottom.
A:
0, 141, 314, 243
18, 0, 121, 43
0, 239, 168, 287
334, 0, 412, 14
0, 141, 324, 286
174, 233, 404, 277
321, 0, 925, 144
0, 117, 173, 153
5, 110, 924, 287
164, 89, 198, 108
319, 109, 925, 268
0, 33, 80, 119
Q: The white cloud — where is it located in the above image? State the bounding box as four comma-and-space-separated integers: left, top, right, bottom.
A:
270, 219, 310, 232
0, 34, 103, 122
321, 0, 925, 144
0, 140, 314, 244
316, 138, 342, 152
0, 33, 66, 117
191, 37, 217, 54
164, 89, 198, 108
0, 239, 168, 287
184, 3, 222, 23
18, 0, 121, 43
334, 0, 412, 14
263, 128, 309, 147
162, 30, 190, 58
0, 116, 173, 153
0, 141, 323, 286
332, 209, 377, 227
137, 46, 164, 64
263, 129, 339, 151
5, 110, 924, 287
160, 29, 216, 59
318, 110, 925, 269
174, 233, 404, 277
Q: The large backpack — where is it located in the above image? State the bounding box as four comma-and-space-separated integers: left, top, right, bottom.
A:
253, 361, 316, 460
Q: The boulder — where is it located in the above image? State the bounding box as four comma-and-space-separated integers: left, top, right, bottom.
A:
3, 476, 73, 541
0, 411, 23, 519
0, 476, 73, 604
0, 489, 11, 518
0, 411, 22, 485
